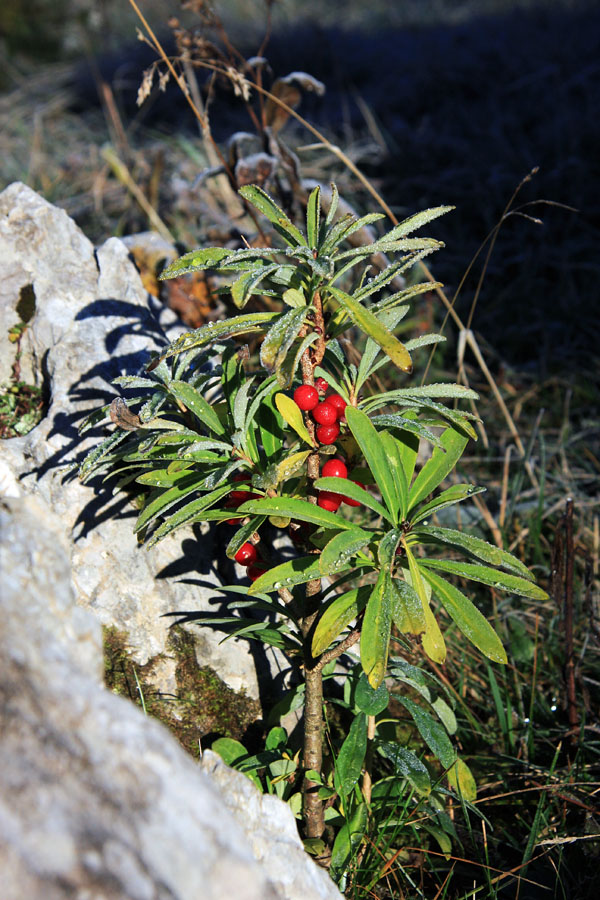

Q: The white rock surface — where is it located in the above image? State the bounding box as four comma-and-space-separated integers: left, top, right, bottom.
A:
0, 181, 280, 699
0, 494, 341, 900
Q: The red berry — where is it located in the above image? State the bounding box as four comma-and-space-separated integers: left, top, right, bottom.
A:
233, 472, 249, 483
247, 563, 268, 582
230, 489, 249, 502
343, 481, 365, 507
293, 385, 319, 411
326, 394, 347, 419
225, 517, 240, 525
322, 459, 348, 479
315, 377, 328, 394
312, 401, 338, 425
318, 490, 343, 512
316, 423, 340, 445
234, 542, 258, 566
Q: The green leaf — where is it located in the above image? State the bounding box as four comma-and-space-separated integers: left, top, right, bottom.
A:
211, 736, 248, 766
418, 567, 508, 664
414, 525, 534, 580
274, 450, 312, 485
410, 483, 485, 526
403, 546, 446, 664
370, 415, 446, 449
330, 801, 367, 881
145, 485, 231, 547
168, 380, 226, 435
314, 476, 392, 522
320, 528, 373, 575
385, 206, 454, 240
311, 586, 371, 657
79, 430, 129, 480
306, 184, 321, 249
408, 424, 470, 512
399, 696, 456, 769
282, 287, 307, 308
239, 184, 307, 248
334, 237, 442, 262
231, 263, 280, 309
447, 758, 477, 802
355, 673, 389, 715
374, 382, 479, 403
377, 743, 431, 797
226, 516, 266, 560
379, 431, 410, 519
238, 495, 358, 530
134, 472, 207, 533
159, 246, 233, 280
274, 393, 314, 445
419, 558, 547, 601
391, 577, 426, 635
156, 312, 278, 361
257, 391, 285, 460
324, 182, 339, 227
265, 726, 288, 751
260, 307, 308, 372
276, 332, 318, 388
432, 697, 457, 735
361, 569, 393, 688
345, 407, 400, 522
322, 211, 385, 255
335, 713, 367, 797
328, 286, 413, 373
247, 553, 351, 595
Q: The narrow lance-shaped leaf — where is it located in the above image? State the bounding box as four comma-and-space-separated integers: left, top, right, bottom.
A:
403, 544, 446, 664
231, 263, 281, 309
379, 431, 410, 520
152, 313, 279, 363
328, 286, 413, 373
410, 483, 485, 526
419, 558, 548, 601
361, 569, 393, 688
274, 393, 314, 445
319, 528, 373, 575
335, 713, 367, 798
447, 758, 477, 802
377, 743, 431, 797
159, 246, 233, 280
345, 407, 400, 522
260, 307, 308, 373
414, 525, 534, 581
306, 184, 320, 249
168, 380, 226, 436
398, 696, 456, 769
385, 205, 455, 240
311, 586, 371, 657
239, 184, 307, 248
391, 577, 426, 635
408, 424, 470, 512
274, 450, 312, 486
146, 484, 232, 547
226, 516, 266, 560
247, 554, 351, 596
238, 495, 360, 530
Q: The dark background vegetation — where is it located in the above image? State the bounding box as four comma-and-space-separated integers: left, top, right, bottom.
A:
1, 2, 599, 898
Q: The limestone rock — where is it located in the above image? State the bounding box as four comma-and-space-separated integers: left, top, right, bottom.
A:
0, 494, 341, 900
0, 182, 281, 699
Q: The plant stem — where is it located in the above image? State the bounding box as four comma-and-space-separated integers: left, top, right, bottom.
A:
299, 337, 326, 839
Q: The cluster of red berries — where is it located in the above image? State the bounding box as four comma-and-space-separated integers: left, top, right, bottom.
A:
316, 457, 366, 512
293, 378, 347, 445
233, 540, 267, 581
